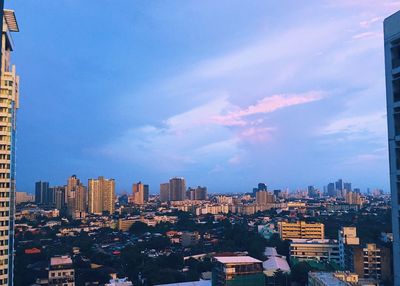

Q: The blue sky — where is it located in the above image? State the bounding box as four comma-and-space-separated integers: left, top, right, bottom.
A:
9, 0, 400, 194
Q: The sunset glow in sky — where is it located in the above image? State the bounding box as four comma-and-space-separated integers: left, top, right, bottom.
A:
11, 0, 400, 193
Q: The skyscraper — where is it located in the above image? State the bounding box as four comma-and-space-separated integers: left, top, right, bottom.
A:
0, 9, 19, 286
66, 175, 86, 215
159, 183, 169, 202
132, 181, 149, 205
384, 11, 400, 285
169, 177, 186, 201
35, 181, 49, 205
88, 176, 115, 214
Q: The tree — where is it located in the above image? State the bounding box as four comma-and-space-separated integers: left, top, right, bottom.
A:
290, 262, 311, 286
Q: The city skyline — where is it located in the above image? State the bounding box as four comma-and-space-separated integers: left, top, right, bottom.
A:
9, 1, 400, 193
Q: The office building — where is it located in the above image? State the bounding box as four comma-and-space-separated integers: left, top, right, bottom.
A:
169, 177, 186, 201
278, 221, 324, 240
35, 181, 49, 205
131, 182, 149, 205
0, 9, 19, 286
212, 256, 265, 286
384, 11, 400, 285
48, 256, 75, 286
289, 239, 340, 264
159, 183, 169, 202
88, 176, 115, 214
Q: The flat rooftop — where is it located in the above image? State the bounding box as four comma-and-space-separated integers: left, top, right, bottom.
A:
214, 256, 262, 264
50, 256, 72, 266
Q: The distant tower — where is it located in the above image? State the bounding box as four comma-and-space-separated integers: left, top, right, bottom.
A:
66, 175, 87, 215
169, 177, 186, 201
132, 182, 149, 204
88, 176, 115, 214
159, 183, 169, 202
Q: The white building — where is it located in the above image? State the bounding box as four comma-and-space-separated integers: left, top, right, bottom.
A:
290, 239, 340, 263
48, 256, 75, 286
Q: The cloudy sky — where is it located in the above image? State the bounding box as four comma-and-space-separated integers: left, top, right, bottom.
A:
10, 0, 400, 194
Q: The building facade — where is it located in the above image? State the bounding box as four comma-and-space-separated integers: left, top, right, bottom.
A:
0, 10, 19, 286
169, 177, 186, 201
66, 175, 87, 215
48, 256, 75, 286
88, 176, 115, 214
384, 10, 400, 286
289, 239, 340, 264
131, 182, 149, 205
159, 183, 169, 202
34, 181, 49, 205
278, 221, 324, 240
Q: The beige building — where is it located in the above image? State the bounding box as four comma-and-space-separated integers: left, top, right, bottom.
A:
131, 182, 148, 204
256, 190, 275, 205
88, 176, 115, 214
278, 221, 324, 240
15, 192, 33, 204
66, 175, 87, 215
0, 10, 19, 286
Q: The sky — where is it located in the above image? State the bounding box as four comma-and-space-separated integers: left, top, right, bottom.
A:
8, 0, 400, 194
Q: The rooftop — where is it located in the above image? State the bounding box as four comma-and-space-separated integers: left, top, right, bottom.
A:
214, 256, 262, 264
309, 272, 351, 286
290, 239, 338, 244
50, 256, 72, 266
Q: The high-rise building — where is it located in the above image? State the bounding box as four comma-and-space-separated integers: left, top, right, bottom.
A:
343, 182, 352, 192
52, 186, 66, 210
159, 183, 169, 202
194, 186, 207, 200
0, 9, 19, 286
255, 190, 275, 205
88, 176, 115, 214
384, 11, 400, 285
335, 179, 343, 191
66, 175, 86, 215
338, 227, 360, 271
327, 183, 336, 197
169, 177, 185, 201
131, 182, 149, 205
35, 181, 49, 205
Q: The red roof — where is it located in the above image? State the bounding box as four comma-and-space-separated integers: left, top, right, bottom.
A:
25, 248, 41, 254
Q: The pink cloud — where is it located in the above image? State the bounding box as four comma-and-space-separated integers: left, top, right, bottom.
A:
213, 91, 323, 127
